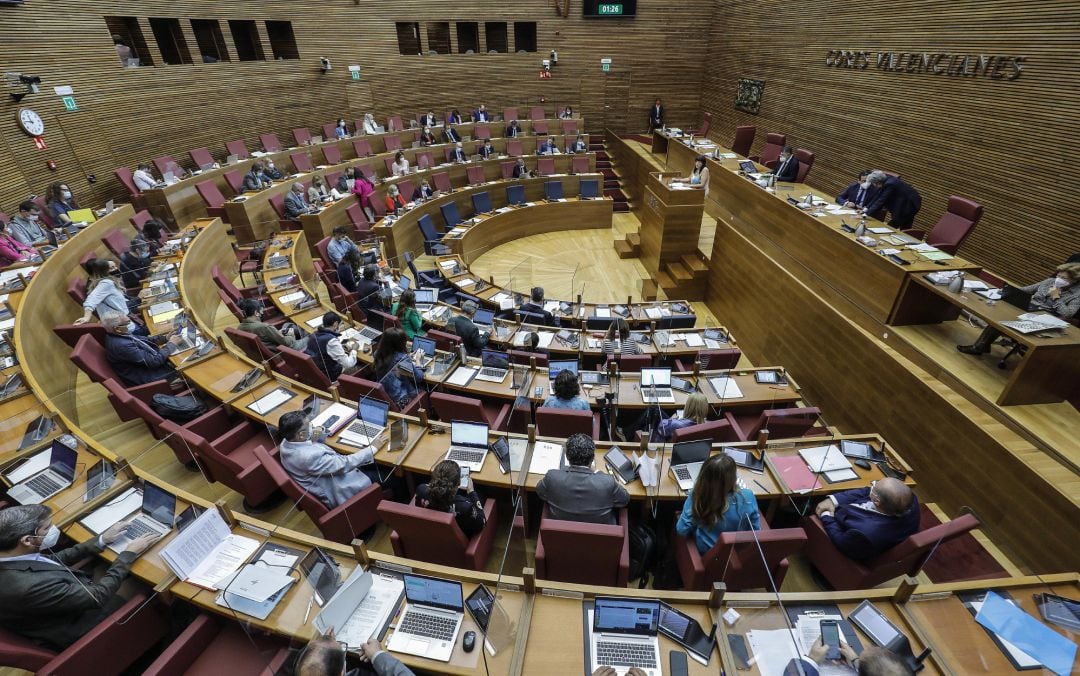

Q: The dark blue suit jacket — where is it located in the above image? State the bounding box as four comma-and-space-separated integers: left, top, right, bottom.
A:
863, 176, 922, 227
836, 182, 878, 208
105, 333, 176, 386
773, 156, 800, 182
822, 487, 920, 561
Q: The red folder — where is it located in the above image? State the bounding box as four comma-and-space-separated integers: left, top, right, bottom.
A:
771, 455, 820, 493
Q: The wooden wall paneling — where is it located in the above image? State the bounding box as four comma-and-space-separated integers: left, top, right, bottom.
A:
705, 217, 1080, 573
700, 0, 1080, 283
0, 132, 30, 211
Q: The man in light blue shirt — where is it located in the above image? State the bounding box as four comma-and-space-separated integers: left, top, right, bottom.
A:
277, 411, 376, 510
326, 226, 360, 266
8, 201, 48, 246
542, 370, 592, 411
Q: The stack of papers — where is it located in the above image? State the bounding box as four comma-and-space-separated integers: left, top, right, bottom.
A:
594, 307, 611, 319
438, 260, 458, 270
528, 441, 564, 475
320, 570, 404, 647
1018, 312, 1070, 329
446, 365, 478, 386
974, 591, 1077, 675
798, 445, 853, 473
161, 509, 260, 589
457, 278, 477, 287
678, 333, 704, 347
215, 564, 296, 620
80, 487, 142, 534
708, 376, 744, 399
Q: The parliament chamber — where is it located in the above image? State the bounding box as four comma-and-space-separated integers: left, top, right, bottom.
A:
0, 1, 1077, 675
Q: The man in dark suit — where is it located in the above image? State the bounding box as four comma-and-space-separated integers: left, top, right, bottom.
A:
537, 434, 629, 524
102, 310, 182, 386
448, 300, 488, 356
862, 171, 922, 228
242, 161, 272, 192
479, 140, 497, 159
519, 286, 557, 326
649, 98, 664, 131
772, 146, 800, 182
537, 137, 558, 155
505, 120, 521, 138
443, 122, 461, 144
567, 134, 589, 154
511, 158, 531, 179
473, 104, 490, 122
0, 503, 157, 649
421, 110, 437, 128
814, 478, 920, 561
448, 142, 468, 163
284, 182, 315, 219
836, 170, 877, 208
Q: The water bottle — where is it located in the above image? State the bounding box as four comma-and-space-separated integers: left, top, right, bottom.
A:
947, 274, 963, 294
854, 221, 866, 237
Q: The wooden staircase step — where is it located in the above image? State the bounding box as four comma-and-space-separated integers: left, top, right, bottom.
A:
655, 270, 676, 289
640, 278, 658, 301
681, 254, 708, 274
626, 232, 640, 246
613, 239, 637, 259
666, 261, 693, 282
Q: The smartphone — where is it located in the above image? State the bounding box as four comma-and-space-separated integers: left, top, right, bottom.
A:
459, 466, 471, 490
820, 619, 842, 660
668, 650, 689, 676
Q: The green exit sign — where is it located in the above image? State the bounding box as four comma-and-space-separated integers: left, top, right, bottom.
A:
598, 3, 623, 14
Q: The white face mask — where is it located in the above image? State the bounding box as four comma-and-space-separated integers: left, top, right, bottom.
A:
28, 214, 39, 222
267, 162, 274, 168
62, 190, 72, 200
860, 181, 871, 189
1053, 276, 1070, 288
34, 524, 61, 550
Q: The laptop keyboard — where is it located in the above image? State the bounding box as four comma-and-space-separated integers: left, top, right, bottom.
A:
124, 518, 161, 539
478, 367, 507, 379
25, 473, 63, 497
358, 327, 380, 341
399, 610, 457, 642
346, 421, 383, 438
674, 466, 691, 482
595, 641, 657, 669
447, 447, 486, 464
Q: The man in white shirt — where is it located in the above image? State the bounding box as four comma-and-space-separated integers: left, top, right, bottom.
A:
132, 163, 158, 191
276, 411, 378, 510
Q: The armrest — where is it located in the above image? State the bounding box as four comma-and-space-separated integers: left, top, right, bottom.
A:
674, 527, 705, 591
185, 406, 232, 439
489, 402, 511, 431
722, 411, 752, 442
143, 614, 220, 676
260, 647, 292, 676
45, 592, 169, 675
211, 421, 256, 454
592, 412, 601, 440
319, 482, 382, 543
129, 379, 180, 402
400, 391, 427, 416
901, 228, 927, 240
617, 506, 630, 587
465, 498, 499, 569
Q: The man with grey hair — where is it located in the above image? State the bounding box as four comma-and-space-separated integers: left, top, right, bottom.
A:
861, 171, 922, 229
0, 504, 156, 648
284, 181, 316, 219
102, 310, 183, 386
814, 477, 920, 561
448, 299, 488, 356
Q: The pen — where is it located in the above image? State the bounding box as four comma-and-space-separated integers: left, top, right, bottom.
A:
753, 480, 768, 493
303, 596, 314, 623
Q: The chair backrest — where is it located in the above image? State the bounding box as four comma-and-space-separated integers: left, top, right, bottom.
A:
427, 328, 462, 353
211, 264, 242, 302
129, 209, 154, 232
322, 123, 338, 139
101, 228, 130, 258
269, 193, 288, 219
114, 167, 140, 196
536, 408, 593, 438
70, 333, 115, 383
698, 348, 742, 370
580, 179, 599, 199
474, 124, 492, 140
66, 276, 87, 305
415, 151, 433, 170
290, 151, 313, 173
432, 171, 452, 193
759, 406, 821, 439
189, 147, 215, 168
292, 127, 312, 146
369, 308, 401, 331
471, 191, 493, 214
614, 354, 651, 372
223, 169, 244, 194
252, 444, 330, 521
509, 349, 549, 367
315, 236, 333, 268
430, 391, 486, 423
759, 133, 787, 166
388, 115, 403, 131
260, 133, 281, 153
563, 119, 578, 135
533, 120, 549, 135
503, 107, 518, 122
927, 196, 983, 253
313, 259, 337, 287
699, 112, 712, 138
501, 161, 517, 180
217, 287, 243, 319
529, 106, 545, 120
731, 125, 756, 157
537, 507, 626, 586
383, 135, 402, 152
544, 181, 563, 200
377, 500, 471, 568
440, 202, 462, 229
398, 179, 416, 203
224, 139, 249, 159
346, 204, 370, 232
53, 322, 106, 349
195, 180, 226, 209
322, 144, 342, 165
225, 326, 277, 364
704, 527, 807, 591
571, 156, 590, 174
276, 346, 333, 390
507, 140, 523, 157
152, 155, 176, 177
382, 156, 395, 174
671, 419, 739, 444
353, 138, 373, 156
795, 149, 815, 182
506, 184, 526, 203
336, 374, 397, 409
356, 163, 377, 181
0, 625, 55, 672
867, 513, 980, 584
418, 214, 440, 241
657, 313, 697, 330
538, 158, 556, 176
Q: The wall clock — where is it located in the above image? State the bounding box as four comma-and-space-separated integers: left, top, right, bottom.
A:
17, 108, 44, 136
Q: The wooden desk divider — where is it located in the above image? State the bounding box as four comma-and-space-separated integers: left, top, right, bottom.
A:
709, 582, 727, 608
351, 539, 370, 567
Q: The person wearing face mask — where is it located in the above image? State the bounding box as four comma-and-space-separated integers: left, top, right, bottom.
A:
296, 629, 415, 676
276, 410, 380, 511
479, 139, 497, 159
384, 184, 408, 213
537, 433, 629, 525
101, 310, 183, 385
334, 118, 349, 139
443, 121, 461, 144
772, 145, 800, 182
418, 126, 436, 146
568, 133, 588, 154
412, 179, 435, 201
421, 110, 437, 129
537, 136, 558, 155
505, 119, 521, 138
0, 504, 158, 649
0, 219, 36, 268
238, 298, 306, 352
959, 262, 1080, 355
391, 151, 410, 177
861, 170, 922, 228
119, 238, 154, 291
284, 182, 317, 219
836, 170, 878, 209
352, 170, 376, 219
75, 259, 142, 330
473, 103, 490, 123
362, 112, 379, 135
263, 159, 284, 181
46, 181, 80, 227
243, 161, 273, 192
449, 141, 467, 163
305, 312, 359, 381
8, 200, 48, 246
132, 163, 159, 192
327, 226, 360, 266
512, 157, 531, 178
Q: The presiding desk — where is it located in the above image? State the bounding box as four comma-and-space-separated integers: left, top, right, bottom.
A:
890, 271, 1080, 405
652, 131, 982, 323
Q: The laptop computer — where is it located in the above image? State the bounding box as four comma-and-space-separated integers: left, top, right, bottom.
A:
738, 160, 756, 173
444, 420, 489, 471
83, 459, 116, 503
414, 287, 437, 311
547, 359, 579, 393
589, 596, 662, 676
337, 399, 390, 448
386, 573, 465, 662
106, 483, 177, 553
226, 154, 240, 165
474, 349, 509, 383
8, 441, 78, 505
640, 367, 676, 404
412, 336, 436, 368
669, 439, 712, 490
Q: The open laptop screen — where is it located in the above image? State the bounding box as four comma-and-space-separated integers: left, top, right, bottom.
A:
473, 308, 494, 325
594, 597, 660, 635
672, 439, 711, 466
359, 399, 390, 426
451, 421, 488, 447
640, 367, 671, 387
738, 160, 756, 172
548, 360, 579, 379
414, 288, 436, 305
142, 483, 176, 525
412, 336, 436, 357
403, 573, 463, 612
50, 441, 78, 481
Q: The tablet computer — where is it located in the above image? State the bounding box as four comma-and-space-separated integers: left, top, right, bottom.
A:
465, 584, 496, 631
658, 602, 715, 663
299, 548, 343, 606
1035, 593, 1080, 631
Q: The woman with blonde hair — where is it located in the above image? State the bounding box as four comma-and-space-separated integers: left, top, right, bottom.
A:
654, 392, 708, 442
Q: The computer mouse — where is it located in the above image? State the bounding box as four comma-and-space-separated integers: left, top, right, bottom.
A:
462, 630, 476, 653
854, 458, 872, 470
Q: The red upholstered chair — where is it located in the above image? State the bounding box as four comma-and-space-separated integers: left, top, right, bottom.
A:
612, 354, 652, 373
675, 523, 808, 591
795, 149, 815, 182
276, 345, 334, 389
313, 259, 337, 288
500, 161, 516, 179
70, 333, 124, 384
357, 162, 377, 182
114, 167, 143, 206
503, 107, 519, 122
292, 127, 312, 146
189, 147, 215, 168
322, 144, 342, 165
224, 139, 250, 159
474, 124, 492, 140
432, 171, 453, 193
697, 112, 712, 138
675, 348, 743, 372
259, 133, 281, 153
724, 406, 821, 442
387, 115, 404, 131
571, 156, 590, 174
563, 119, 578, 135
331, 283, 369, 324
212, 264, 265, 302
398, 179, 416, 202
507, 140, 524, 157
533, 120, 549, 135
535, 505, 629, 587
731, 125, 756, 157
537, 157, 555, 175
426, 328, 462, 353
466, 165, 485, 186
509, 349, 548, 367
0, 592, 169, 675
670, 419, 740, 444
430, 391, 510, 429
803, 513, 979, 591
101, 228, 130, 257
195, 180, 228, 218
223, 169, 244, 194
53, 322, 105, 349
346, 204, 370, 235
252, 444, 383, 543
290, 151, 314, 173
415, 151, 434, 170
224, 327, 283, 369
322, 123, 338, 139
368, 308, 400, 332
750, 132, 787, 166
314, 236, 334, 269
337, 374, 426, 415
141, 614, 289, 676
130, 209, 154, 231
66, 276, 87, 305
152, 155, 179, 177
384, 135, 402, 152
529, 106, 545, 121
536, 408, 601, 439
378, 497, 499, 570
353, 138, 373, 157
381, 156, 395, 175
902, 196, 983, 255
268, 193, 301, 232
102, 378, 197, 464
